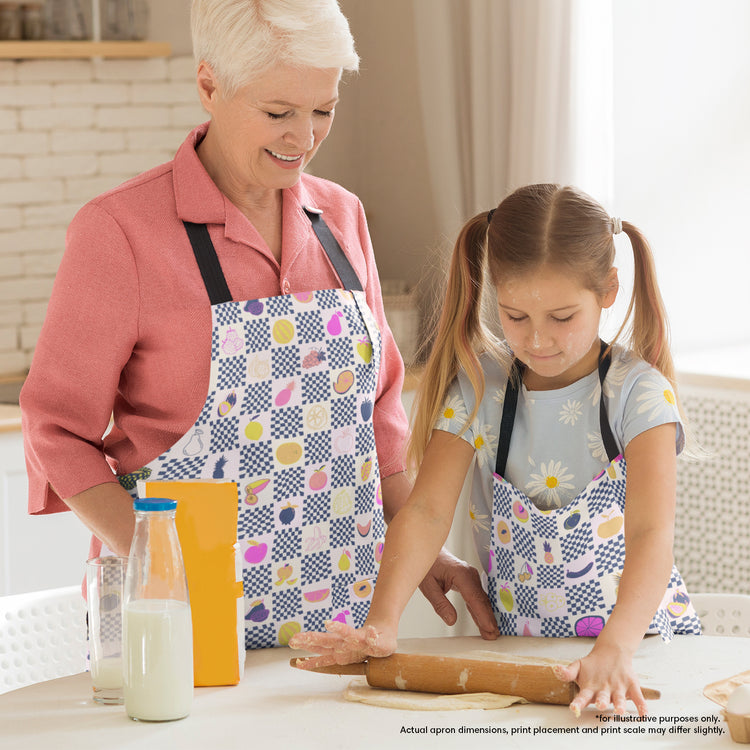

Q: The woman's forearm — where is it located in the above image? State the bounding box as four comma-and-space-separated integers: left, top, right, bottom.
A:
62, 481, 136, 556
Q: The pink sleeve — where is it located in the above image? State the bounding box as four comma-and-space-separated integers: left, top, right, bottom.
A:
21, 202, 139, 514
355, 200, 410, 477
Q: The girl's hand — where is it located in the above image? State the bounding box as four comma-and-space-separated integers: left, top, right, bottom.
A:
288, 620, 397, 669
553, 641, 648, 717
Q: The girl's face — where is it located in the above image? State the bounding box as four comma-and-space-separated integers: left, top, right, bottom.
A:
496, 265, 618, 390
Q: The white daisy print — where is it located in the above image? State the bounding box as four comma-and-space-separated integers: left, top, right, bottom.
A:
525, 460, 575, 507
589, 349, 629, 405
588, 431, 608, 462
472, 424, 498, 468
439, 395, 468, 424
469, 503, 490, 533
559, 399, 583, 426
635, 379, 678, 422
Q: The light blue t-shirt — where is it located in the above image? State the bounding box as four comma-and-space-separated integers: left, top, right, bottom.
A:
434, 343, 684, 572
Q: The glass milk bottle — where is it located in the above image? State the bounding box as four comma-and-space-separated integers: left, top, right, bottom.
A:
123, 498, 193, 721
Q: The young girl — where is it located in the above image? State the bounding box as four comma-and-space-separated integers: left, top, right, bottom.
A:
290, 184, 701, 717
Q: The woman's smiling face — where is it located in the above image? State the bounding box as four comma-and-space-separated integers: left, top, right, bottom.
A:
196, 62, 341, 199
496, 264, 618, 390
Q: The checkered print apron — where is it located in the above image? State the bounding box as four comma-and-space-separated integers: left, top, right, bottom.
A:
118, 212, 385, 649
486, 343, 701, 641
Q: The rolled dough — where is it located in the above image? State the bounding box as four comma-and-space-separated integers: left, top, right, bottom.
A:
343, 678, 527, 711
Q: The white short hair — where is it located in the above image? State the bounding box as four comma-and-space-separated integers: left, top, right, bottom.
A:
191, 0, 359, 96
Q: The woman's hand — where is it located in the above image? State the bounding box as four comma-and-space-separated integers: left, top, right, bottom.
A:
419, 548, 499, 640
288, 620, 397, 669
553, 640, 648, 717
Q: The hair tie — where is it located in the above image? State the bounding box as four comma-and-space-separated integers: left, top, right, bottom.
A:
612, 217, 622, 235
487, 209, 495, 225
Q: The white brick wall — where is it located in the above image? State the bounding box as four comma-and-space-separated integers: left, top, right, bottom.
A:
0, 55, 205, 377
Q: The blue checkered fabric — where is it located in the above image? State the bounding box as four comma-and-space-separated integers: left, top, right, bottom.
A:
490, 456, 702, 640
138, 289, 387, 650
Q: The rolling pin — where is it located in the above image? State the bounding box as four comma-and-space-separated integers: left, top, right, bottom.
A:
290, 653, 661, 706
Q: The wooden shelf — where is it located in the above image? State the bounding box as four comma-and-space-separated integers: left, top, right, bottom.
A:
0, 40, 171, 59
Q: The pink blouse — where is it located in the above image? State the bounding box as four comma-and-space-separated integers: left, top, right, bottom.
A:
21, 122, 409, 515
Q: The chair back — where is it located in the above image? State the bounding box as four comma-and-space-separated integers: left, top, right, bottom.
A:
0, 585, 86, 695
690, 592, 750, 637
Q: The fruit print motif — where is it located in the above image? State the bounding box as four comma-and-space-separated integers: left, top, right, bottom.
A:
356, 337, 373, 363
272, 319, 295, 344
575, 615, 604, 637
276, 442, 302, 465
333, 370, 354, 394
217, 390, 237, 417
275, 382, 295, 406
543, 541, 554, 564
596, 508, 624, 539
213, 455, 227, 479
309, 466, 328, 491
302, 349, 326, 368
244, 416, 263, 441
666, 591, 691, 618
183, 429, 204, 456
244, 478, 269, 506
303, 588, 330, 603
498, 583, 514, 612
496, 520, 511, 544
338, 550, 352, 571
512, 500, 529, 523
244, 299, 264, 315
360, 457, 373, 482
244, 540, 268, 564
245, 599, 270, 622
327, 311, 344, 336
275, 563, 297, 586
278, 501, 298, 525
303, 525, 329, 553
517, 561, 533, 583
360, 398, 373, 422
221, 327, 243, 355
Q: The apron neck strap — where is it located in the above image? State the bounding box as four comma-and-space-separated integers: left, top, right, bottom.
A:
182, 211, 364, 305
183, 221, 233, 305
303, 208, 363, 292
493, 340, 619, 478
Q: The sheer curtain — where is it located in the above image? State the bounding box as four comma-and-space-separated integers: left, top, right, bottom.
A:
413, 0, 615, 243
407, 0, 615, 636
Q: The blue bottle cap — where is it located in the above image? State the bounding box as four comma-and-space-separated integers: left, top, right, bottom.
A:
133, 498, 177, 512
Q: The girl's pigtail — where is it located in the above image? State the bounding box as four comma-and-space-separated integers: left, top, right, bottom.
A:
621, 222, 675, 386
407, 213, 493, 471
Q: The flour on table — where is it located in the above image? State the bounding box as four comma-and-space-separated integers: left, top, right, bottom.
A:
343, 678, 527, 711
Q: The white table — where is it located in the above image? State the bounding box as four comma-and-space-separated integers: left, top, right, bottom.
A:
0, 634, 743, 749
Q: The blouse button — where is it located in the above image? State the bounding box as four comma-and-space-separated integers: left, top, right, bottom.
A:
281, 278, 291, 294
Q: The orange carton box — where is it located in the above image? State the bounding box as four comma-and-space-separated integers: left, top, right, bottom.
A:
138, 479, 244, 686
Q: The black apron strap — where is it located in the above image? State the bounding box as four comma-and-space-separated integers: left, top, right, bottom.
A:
303, 208, 363, 292
183, 221, 233, 305
183, 211, 364, 304
597, 343, 620, 462
494, 359, 523, 478
493, 340, 620, 478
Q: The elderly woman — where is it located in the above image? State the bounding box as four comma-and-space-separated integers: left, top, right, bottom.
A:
21, 0, 496, 649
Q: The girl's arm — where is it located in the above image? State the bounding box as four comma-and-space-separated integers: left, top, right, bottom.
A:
556, 422, 677, 717
290, 429, 481, 665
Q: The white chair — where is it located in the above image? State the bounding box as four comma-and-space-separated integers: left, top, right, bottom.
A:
0, 585, 87, 695
690, 592, 750, 637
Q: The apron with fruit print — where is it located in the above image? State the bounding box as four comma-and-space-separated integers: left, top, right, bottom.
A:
486, 343, 701, 641
118, 210, 385, 649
